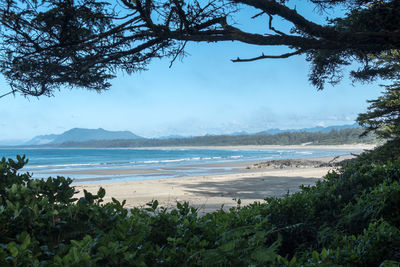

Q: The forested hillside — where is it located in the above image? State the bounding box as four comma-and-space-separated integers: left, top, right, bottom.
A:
57, 128, 377, 148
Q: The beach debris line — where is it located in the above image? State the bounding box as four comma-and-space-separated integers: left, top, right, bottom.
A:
246, 157, 345, 170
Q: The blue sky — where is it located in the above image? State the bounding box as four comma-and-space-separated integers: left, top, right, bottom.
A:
0, 1, 384, 141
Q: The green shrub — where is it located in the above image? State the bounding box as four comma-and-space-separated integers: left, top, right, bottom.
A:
331, 219, 400, 266
1, 154, 399, 265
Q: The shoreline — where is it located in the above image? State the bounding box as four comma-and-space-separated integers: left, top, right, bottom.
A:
74, 154, 353, 214
24, 145, 372, 185
4, 143, 376, 151
69, 154, 351, 179
126, 144, 375, 151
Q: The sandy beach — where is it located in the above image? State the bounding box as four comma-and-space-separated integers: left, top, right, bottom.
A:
74, 150, 361, 214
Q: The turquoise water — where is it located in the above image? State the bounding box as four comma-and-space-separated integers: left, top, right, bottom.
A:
1, 148, 349, 183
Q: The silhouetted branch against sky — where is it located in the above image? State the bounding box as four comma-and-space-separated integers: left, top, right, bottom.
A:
0, 90, 14, 99
0, 0, 399, 96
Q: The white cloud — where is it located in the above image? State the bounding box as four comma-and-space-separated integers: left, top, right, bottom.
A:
328, 116, 338, 120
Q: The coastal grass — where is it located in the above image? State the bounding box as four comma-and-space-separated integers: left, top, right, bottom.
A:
0, 141, 399, 266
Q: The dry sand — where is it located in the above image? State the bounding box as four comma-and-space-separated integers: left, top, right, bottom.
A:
74, 153, 357, 214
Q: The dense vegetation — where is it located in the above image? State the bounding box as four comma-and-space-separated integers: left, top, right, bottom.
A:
1, 138, 399, 265
1, 1, 399, 265
358, 85, 400, 139
56, 128, 377, 148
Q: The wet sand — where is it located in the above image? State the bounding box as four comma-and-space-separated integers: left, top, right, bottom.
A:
74, 154, 354, 214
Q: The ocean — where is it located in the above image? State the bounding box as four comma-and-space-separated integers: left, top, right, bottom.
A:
0, 148, 350, 183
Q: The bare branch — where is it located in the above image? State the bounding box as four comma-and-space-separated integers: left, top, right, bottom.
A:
251, 11, 265, 19
169, 41, 187, 68
172, 0, 190, 30
268, 14, 285, 36
231, 49, 305, 62
233, 0, 337, 39
0, 90, 15, 99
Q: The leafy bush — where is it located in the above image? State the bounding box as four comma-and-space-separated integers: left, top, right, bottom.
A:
1, 152, 400, 266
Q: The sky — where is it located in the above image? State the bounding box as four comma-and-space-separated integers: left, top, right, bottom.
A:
0, 1, 384, 141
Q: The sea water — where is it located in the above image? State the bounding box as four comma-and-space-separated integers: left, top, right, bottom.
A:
0, 148, 350, 183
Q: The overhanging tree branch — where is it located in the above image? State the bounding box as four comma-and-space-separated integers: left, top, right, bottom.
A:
231, 49, 305, 62
0, 90, 15, 99
233, 0, 337, 39
1, 0, 400, 96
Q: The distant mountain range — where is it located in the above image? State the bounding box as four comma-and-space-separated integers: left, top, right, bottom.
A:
0, 123, 360, 146
24, 128, 144, 145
